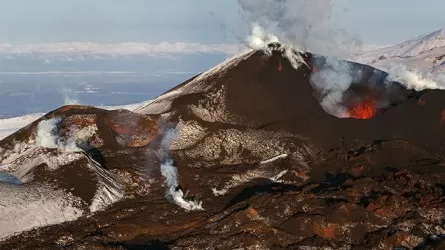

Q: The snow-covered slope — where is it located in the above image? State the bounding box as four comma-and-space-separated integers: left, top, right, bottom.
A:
363, 29, 445, 59
359, 29, 445, 73
0, 114, 45, 141
370, 46, 445, 72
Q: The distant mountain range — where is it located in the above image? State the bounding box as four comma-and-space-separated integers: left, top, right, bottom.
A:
359, 29, 445, 72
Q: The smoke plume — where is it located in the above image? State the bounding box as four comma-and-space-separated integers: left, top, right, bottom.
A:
238, 0, 365, 117
61, 88, 80, 106
36, 117, 97, 152
157, 125, 203, 211
247, 23, 306, 69
310, 57, 361, 117
238, 0, 362, 58
238, 1, 445, 103
387, 64, 445, 91
160, 159, 203, 211
36, 118, 78, 151
247, 23, 279, 50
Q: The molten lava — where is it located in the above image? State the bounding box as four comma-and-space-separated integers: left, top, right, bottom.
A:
348, 97, 377, 119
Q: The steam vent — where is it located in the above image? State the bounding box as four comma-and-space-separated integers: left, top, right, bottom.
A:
2, 44, 445, 249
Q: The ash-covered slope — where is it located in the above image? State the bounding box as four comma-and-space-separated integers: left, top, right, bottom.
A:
1, 45, 445, 249
136, 45, 445, 157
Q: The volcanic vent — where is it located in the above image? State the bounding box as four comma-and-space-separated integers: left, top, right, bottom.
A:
1, 44, 445, 249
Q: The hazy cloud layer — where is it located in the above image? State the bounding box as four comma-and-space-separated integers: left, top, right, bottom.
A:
0, 42, 245, 56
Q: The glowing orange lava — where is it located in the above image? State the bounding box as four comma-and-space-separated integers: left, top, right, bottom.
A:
348, 97, 377, 119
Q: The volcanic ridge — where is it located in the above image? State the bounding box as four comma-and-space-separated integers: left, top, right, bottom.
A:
1, 44, 445, 249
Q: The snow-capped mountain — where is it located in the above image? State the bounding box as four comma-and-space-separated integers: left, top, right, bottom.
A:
363, 28, 445, 59
359, 28, 445, 72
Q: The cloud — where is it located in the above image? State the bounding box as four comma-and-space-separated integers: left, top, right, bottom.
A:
0, 42, 245, 57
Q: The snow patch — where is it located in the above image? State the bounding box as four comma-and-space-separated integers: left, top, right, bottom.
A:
259, 154, 288, 165
212, 188, 228, 196
270, 170, 288, 182
179, 128, 311, 167
40, 153, 83, 171
0, 184, 83, 240
89, 182, 124, 213
82, 152, 124, 213
212, 152, 301, 195
0, 113, 43, 140
0, 140, 36, 167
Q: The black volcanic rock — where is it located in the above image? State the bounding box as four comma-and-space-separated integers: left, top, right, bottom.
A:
1, 47, 445, 249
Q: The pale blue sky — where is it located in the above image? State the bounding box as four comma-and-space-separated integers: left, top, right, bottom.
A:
333, 0, 445, 45
0, 0, 444, 45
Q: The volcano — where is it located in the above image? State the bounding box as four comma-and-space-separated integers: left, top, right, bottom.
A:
1, 44, 445, 249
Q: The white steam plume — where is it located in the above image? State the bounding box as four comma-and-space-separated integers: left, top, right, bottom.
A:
247, 23, 279, 50
247, 23, 307, 69
239, 0, 445, 100
238, 0, 362, 58
387, 64, 445, 91
61, 88, 79, 105
239, 0, 364, 118
36, 117, 97, 152
158, 126, 203, 211
160, 159, 203, 211
36, 118, 78, 151
310, 57, 359, 117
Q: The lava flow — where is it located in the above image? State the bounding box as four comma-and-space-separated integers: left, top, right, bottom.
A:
348, 96, 377, 119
